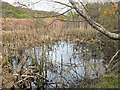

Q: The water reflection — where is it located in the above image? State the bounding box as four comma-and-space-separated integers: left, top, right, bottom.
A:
12, 41, 107, 88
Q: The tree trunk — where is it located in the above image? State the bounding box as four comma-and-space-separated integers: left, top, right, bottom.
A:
118, 2, 120, 49
118, 1, 120, 88
69, 0, 120, 40
0, 0, 2, 89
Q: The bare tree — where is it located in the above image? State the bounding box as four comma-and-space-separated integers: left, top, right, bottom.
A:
40, 0, 120, 40
68, 0, 120, 40
16, 0, 120, 40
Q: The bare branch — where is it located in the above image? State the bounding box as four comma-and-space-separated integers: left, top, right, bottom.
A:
52, 1, 73, 8
16, 0, 42, 7
78, 0, 89, 13
30, 0, 42, 5
45, 18, 86, 28
33, 8, 73, 18
69, 0, 120, 40
16, 1, 29, 9
106, 49, 120, 71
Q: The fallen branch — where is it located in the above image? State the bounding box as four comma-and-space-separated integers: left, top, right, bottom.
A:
111, 60, 120, 70
106, 49, 120, 71
14, 74, 35, 78
35, 73, 49, 82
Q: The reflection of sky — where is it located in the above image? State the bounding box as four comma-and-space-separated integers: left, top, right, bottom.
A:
44, 41, 105, 87
12, 41, 106, 87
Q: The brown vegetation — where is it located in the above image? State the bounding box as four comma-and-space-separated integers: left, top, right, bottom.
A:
1, 16, 118, 88
2, 18, 37, 30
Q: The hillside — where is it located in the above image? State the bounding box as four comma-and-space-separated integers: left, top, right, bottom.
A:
2, 1, 57, 18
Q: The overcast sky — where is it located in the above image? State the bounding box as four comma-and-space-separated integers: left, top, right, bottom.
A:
2, 0, 70, 13
2, 0, 119, 13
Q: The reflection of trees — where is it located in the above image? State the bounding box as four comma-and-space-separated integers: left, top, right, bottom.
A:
76, 37, 118, 66
83, 59, 105, 79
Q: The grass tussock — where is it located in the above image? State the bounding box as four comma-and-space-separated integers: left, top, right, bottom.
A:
2, 28, 99, 48
74, 72, 118, 88
94, 72, 118, 88
1, 19, 118, 88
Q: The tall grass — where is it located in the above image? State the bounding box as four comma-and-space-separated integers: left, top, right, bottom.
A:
2, 18, 118, 88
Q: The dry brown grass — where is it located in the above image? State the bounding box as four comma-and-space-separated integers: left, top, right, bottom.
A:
2, 17, 116, 88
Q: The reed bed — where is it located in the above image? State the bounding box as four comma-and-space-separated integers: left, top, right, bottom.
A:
2, 19, 118, 88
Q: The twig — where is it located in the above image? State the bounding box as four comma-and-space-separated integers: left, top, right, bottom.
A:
45, 19, 86, 28
106, 49, 120, 71
17, 55, 29, 74
35, 73, 49, 82
30, 0, 42, 5
14, 74, 35, 78
33, 8, 72, 18
16, 77, 28, 84
52, 1, 73, 8
111, 60, 119, 70
78, 0, 89, 13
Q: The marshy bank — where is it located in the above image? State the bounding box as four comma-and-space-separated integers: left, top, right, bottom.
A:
1, 16, 119, 88
1, 1, 120, 88
2, 26, 119, 88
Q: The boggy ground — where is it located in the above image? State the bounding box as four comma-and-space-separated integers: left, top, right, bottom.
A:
70, 67, 119, 88
1, 18, 119, 88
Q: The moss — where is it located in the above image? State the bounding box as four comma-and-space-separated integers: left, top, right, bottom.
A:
94, 72, 118, 88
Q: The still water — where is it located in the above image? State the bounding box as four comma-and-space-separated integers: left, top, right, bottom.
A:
12, 41, 107, 88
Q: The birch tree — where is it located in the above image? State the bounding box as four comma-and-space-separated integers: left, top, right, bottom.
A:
69, 0, 120, 40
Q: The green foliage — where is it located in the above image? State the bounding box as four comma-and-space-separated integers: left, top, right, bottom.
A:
4, 10, 15, 15
14, 13, 21, 18
99, 11, 118, 31
20, 14, 29, 18
66, 11, 80, 20
86, 2, 118, 32
3, 9, 29, 18
95, 72, 118, 88
2, 1, 30, 18
2, 1, 66, 19
2, 1, 52, 19
66, 2, 118, 32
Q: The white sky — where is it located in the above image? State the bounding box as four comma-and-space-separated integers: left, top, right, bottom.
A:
2, 0, 120, 13
2, 0, 70, 13
2, 0, 14, 4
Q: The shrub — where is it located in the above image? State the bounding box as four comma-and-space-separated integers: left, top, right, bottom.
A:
20, 14, 29, 18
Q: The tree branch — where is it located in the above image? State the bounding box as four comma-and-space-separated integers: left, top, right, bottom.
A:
30, 0, 42, 5
52, 1, 73, 8
106, 49, 120, 71
45, 18, 86, 28
69, 0, 120, 40
16, 2, 29, 9
78, 0, 89, 13
33, 8, 73, 18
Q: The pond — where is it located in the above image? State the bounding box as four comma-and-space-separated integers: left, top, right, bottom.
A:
12, 41, 109, 88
